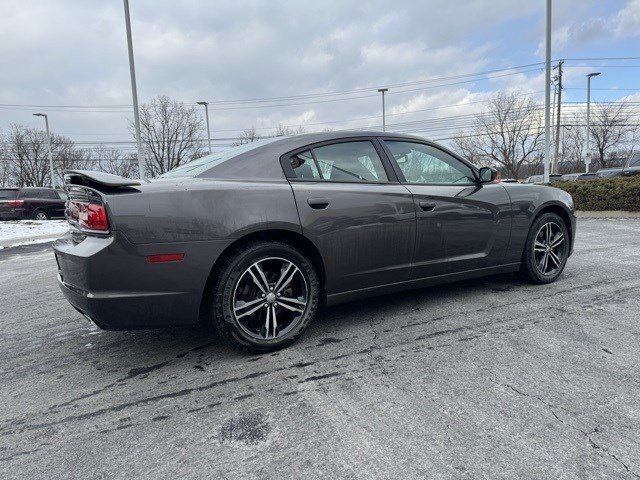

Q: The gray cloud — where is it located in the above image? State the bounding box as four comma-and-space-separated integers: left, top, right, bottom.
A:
0, 0, 632, 150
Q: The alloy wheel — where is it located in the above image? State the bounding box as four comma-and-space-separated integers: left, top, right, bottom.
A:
533, 221, 567, 276
35, 211, 47, 221
232, 257, 309, 340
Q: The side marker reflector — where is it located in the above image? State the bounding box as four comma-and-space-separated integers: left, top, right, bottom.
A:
146, 253, 185, 263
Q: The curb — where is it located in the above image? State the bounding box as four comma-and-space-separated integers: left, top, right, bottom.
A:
576, 211, 640, 219
0, 233, 63, 249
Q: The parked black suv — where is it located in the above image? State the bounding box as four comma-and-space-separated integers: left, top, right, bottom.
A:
0, 187, 67, 220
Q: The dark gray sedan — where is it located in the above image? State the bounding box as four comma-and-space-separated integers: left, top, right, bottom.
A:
54, 131, 575, 351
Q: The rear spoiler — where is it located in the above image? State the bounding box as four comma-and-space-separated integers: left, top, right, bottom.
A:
64, 170, 142, 188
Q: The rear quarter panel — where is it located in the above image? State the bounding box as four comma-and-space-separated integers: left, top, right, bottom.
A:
102, 178, 302, 305
106, 178, 302, 244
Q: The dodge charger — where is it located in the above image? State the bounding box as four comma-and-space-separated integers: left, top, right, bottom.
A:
53, 131, 575, 351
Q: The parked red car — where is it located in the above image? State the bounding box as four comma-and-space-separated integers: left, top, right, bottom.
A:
0, 187, 67, 220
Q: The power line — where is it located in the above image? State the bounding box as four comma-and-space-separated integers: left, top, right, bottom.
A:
0, 68, 545, 114
4, 99, 639, 146
563, 56, 640, 61
4, 55, 637, 112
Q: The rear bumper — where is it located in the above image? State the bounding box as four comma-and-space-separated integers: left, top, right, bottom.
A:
0, 210, 21, 220
53, 231, 225, 330
56, 272, 196, 330
0, 206, 32, 219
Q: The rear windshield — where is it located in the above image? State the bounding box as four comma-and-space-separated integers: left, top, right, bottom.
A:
0, 189, 19, 200
158, 138, 283, 179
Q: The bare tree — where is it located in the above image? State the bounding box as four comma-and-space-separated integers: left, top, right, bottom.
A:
232, 126, 261, 146
453, 92, 544, 179
54, 143, 93, 180
91, 147, 136, 178
273, 124, 305, 137
589, 103, 638, 168
232, 124, 305, 147
559, 120, 587, 173
132, 95, 205, 177
5, 124, 90, 187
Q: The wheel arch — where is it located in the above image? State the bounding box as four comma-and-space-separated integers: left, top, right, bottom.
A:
198, 229, 326, 321
530, 201, 574, 250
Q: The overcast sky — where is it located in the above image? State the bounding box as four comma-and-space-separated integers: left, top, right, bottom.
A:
1, 0, 639, 152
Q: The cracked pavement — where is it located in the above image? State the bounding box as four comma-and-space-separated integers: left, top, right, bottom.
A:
1, 219, 640, 479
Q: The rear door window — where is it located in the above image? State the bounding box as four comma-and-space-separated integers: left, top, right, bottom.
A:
311, 141, 388, 182
40, 189, 59, 199
290, 150, 321, 179
0, 189, 19, 200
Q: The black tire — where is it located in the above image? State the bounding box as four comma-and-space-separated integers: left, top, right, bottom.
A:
206, 240, 321, 352
32, 210, 49, 220
520, 212, 570, 284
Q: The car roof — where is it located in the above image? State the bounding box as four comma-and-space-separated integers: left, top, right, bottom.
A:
236, 130, 427, 157
196, 131, 434, 181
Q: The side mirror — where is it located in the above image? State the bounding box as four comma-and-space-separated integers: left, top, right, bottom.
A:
478, 166, 498, 183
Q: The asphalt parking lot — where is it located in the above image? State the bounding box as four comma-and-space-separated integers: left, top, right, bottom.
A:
1, 219, 639, 479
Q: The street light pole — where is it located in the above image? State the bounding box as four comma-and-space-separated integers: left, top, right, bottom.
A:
123, 0, 146, 180
585, 72, 601, 173
33, 113, 55, 188
197, 101, 212, 154
543, 0, 552, 184
378, 88, 388, 132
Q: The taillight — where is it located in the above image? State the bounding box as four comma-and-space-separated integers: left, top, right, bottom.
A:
67, 200, 109, 233
8, 199, 24, 208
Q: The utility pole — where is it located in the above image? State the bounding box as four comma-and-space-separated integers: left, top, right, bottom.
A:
123, 0, 146, 180
378, 88, 388, 132
543, 0, 552, 183
197, 101, 212, 154
585, 72, 601, 173
33, 113, 55, 188
551, 81, 556, 147
553, 60, 564, 174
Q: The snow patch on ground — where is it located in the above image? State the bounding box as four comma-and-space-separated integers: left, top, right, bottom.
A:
0, 220, 69, 248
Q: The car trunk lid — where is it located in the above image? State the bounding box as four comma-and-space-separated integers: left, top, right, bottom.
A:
63, 170, 141, 239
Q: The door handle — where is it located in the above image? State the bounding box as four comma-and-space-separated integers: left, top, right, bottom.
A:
418, 201, 436, 212
307, 197, 330, 209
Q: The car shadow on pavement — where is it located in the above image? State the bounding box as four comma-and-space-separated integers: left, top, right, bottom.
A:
315, 272, 522, 331
75, 272, 522, 362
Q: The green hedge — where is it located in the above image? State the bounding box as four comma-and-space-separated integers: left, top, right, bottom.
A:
553, 176, 640, 211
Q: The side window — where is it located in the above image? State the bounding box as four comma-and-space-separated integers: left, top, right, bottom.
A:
290, 150, 321, 179
384, 141, 476, 185
57, 191, 68, 201
40, 189, 58, 199
20, 189, 51, 198
0, 189, 18, 200
312, 141, 388, 182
